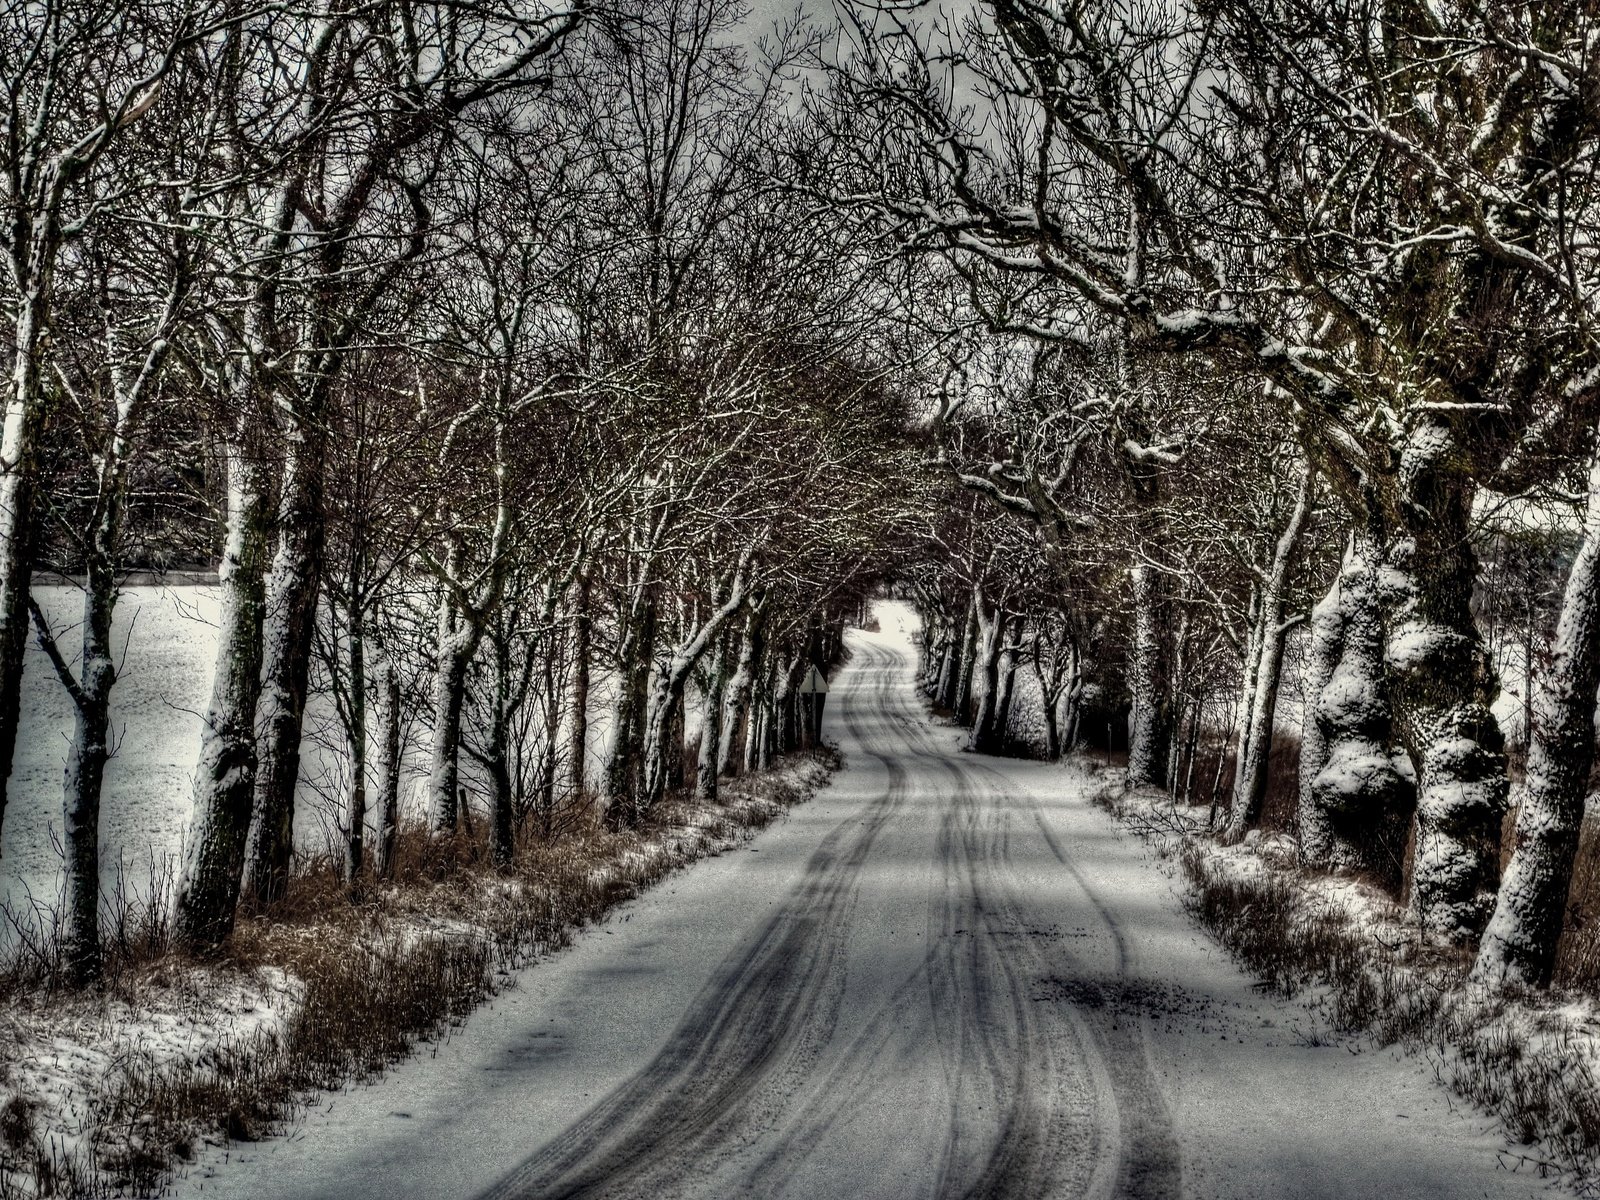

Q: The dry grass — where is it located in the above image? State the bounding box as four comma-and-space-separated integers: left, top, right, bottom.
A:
0, 750, 837, 1199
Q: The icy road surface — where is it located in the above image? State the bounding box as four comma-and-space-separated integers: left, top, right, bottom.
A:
177, 610, 1562, 1200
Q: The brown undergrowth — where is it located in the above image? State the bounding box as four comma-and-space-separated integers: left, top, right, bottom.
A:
1092, 766, 1600, 1193
0, 750, 837, 1199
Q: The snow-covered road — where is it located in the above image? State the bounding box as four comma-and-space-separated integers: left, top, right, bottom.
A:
176, 616, 1562, 1200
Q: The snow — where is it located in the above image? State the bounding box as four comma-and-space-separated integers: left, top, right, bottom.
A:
163, 604, 1574, 1200
3, 586, 217, 927
1, 586, 624, 940
0, 965, 301, 1175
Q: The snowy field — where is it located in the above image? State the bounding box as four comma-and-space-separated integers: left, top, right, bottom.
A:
3, 587, 227, 927
0, 586, 618, 937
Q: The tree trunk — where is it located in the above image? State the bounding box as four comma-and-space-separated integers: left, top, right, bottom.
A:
538, 630, 560, 838
1062, 668, 1082, 754
994, 626, 1018, 748
375, 645, 402, 880
244, 438, 327, 910
174, 453, 271, 951
1126, 564, 1170, 788
953, 589, 981, 724
639, 666, 676, 815
605, 588, 655, 821
51, 554, 118, 984
489, 623, 514, 867
37, 394, 150, 980
565, 571, 591, 801
428, 626, 472, 835
0, 297, 50, 854
971, 608, 1005, 754
697, 631, 728, 802
1223, 468, 1315, 840
1381, 419, 1508, 943
1301, 532, 1414, 887
720, 599, 765, 776
1298, 571, 1341, 836
750, 653, 777, 773
778, 655, 801, 753
1042, 698, 1061, 762
936, 595, 970, 711
344, 612, 367, 888
1474, 443, 1600, 986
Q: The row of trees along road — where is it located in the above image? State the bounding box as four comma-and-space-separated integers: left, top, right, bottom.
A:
819, 0, 1600, 991
7, 0, 1600, 1011
0, 0, 923, 986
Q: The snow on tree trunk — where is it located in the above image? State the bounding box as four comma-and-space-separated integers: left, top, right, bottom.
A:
971, 607, 1005, 754
0, 301, 49, 852
41, 555, 119, 983
1474, 443, 1600, 986
953, 588, 981, 724
777, 653, 801, 752
33, 368, 157, 978
244, 438, 327, 909
750, 654, 778, 773
1126, 564, 1170, 788
174, 454, 271, 951
697, 632, 728, 803
428, 612, 474, 835
1301, 533, 1414, 887
1062, 664, 1083, 754
1381, 419, 1508, 943
639, 568, 750, 813
1298, 571, 1341, 838
995, 623, 1018, 745
720, 599, 764, 776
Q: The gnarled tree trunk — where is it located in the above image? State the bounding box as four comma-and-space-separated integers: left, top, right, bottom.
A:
1301, 532, 1414, 889
1381, 419, 1508, 942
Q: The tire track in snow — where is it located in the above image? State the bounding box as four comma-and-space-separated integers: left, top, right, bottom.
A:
880, 662, 1181, 1200
478, 636, 1175, 1200
477, 641, 911, 1200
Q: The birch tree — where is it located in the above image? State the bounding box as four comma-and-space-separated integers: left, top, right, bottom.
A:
0, 0, 212, 851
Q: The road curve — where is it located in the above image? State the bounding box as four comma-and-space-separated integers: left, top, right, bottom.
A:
177, 613, 1564, 1200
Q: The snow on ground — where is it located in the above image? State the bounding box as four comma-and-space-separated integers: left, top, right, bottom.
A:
162, 603, 1574, 1200
0, 965, 301, 1177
